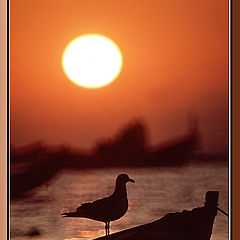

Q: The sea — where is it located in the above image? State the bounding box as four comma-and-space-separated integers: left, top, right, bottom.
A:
10, 164, 229, 240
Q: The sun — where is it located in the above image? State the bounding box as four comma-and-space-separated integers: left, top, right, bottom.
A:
62, 34, 123, 88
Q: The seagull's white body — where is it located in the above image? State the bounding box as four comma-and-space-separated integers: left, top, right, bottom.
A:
62, 173, 135, 236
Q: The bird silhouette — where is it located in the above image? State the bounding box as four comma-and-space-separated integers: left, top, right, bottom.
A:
61, 173, 135, 236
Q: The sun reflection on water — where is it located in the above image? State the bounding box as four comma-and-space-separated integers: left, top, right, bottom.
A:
11, 165, 228, 240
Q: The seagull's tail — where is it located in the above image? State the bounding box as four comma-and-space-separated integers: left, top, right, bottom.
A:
61, 212, 80, 217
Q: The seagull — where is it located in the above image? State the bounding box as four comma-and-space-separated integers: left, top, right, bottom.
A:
61, 173, 135, 236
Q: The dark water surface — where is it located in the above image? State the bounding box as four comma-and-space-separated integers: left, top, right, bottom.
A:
11, 165, 229, 240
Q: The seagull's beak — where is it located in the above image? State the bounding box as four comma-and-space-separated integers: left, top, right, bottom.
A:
128, 178, 135, 183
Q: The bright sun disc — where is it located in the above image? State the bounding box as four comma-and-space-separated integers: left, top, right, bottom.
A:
62, 34, 123, 88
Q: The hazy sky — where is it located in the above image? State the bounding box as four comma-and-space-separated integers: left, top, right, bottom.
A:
10, 0, 229, 152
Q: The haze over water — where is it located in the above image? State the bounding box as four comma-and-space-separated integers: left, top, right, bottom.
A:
11, 164, 228, 240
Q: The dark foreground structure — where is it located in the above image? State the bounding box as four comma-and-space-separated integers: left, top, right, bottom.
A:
94, 191, 219, 240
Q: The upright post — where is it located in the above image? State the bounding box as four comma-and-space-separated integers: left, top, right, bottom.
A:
204, 191, 219, 240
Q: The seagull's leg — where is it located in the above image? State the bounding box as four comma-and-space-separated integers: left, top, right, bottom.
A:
108, 222, 110, 235
105, 222, 108, 236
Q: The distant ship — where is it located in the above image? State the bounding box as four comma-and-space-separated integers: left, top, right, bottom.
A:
95, 116, 199, 167
148, 126, 198, 167
11, 117, 199, 199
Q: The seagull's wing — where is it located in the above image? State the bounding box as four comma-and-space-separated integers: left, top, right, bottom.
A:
77, 196, 112, 211
61, 202, 94, 217
80, 202, 92, 207
74, 195, 115, 220
91, 196, 113, 206
62, 194, 120, 221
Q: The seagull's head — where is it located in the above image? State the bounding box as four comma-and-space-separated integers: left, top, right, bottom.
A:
116, 174, 135, 185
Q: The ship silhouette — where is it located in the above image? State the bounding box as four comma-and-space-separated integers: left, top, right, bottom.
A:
11, 117, 199, 199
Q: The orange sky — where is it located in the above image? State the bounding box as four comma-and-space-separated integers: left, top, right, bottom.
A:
10, 0, 229, 152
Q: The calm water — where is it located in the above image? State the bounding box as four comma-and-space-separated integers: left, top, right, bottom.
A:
11, 164, 229, 240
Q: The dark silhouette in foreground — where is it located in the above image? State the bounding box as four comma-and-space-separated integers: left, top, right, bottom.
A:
94, 191, 223, 240
61, 174, 135, 236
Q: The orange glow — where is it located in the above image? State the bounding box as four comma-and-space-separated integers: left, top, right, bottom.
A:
10, 0, 229, 152
62, 34, 123, 88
